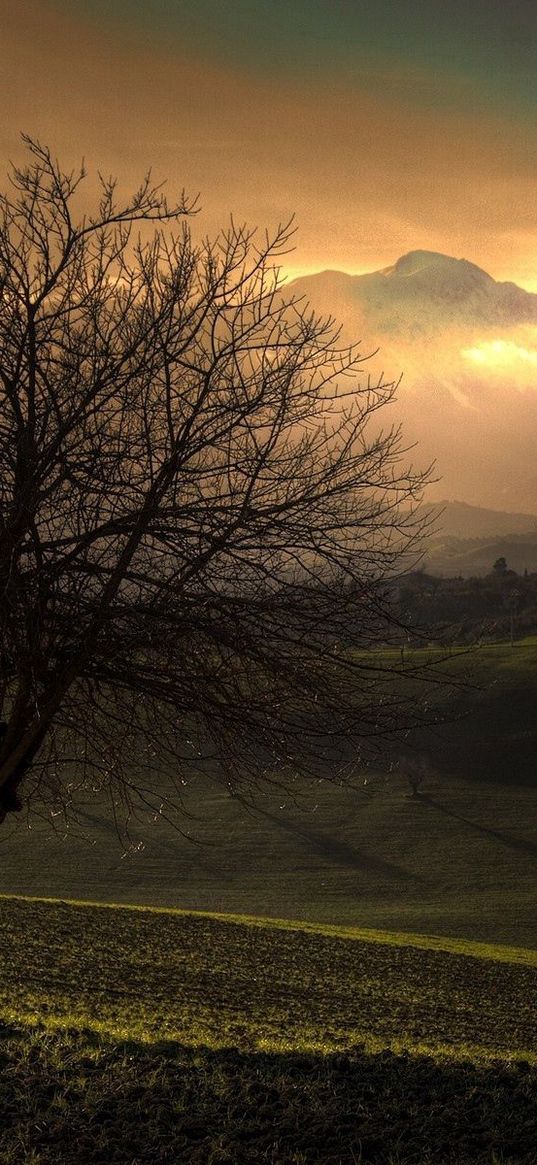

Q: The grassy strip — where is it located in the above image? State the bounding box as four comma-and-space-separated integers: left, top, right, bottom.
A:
2, 890, 537, 968
2, 895, 537, 1061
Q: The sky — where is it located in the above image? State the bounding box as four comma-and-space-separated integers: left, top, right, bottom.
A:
2, 0, 537, 286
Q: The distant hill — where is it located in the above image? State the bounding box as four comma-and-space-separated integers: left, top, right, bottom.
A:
424, 534, 537, 578
423, 500, 537, 540
419, 501, 537, 575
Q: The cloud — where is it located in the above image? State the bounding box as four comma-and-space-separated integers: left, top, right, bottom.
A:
461, 330, 537, 387
1, 0, 537, 290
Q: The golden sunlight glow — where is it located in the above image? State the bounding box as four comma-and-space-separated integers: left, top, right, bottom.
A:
461, 338, 537, 370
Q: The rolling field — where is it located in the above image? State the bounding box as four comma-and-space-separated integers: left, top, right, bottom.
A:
1, 640, 537, 948
2, 641, 537, 1161
2, 894, 537, 1163
6, 775, 537, 945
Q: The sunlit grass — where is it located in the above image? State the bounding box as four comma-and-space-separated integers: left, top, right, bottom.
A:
3, 890, 537, 968
2, 1020, 532, 1164
2, 894, 537, 1060
2, 894, 537, 1163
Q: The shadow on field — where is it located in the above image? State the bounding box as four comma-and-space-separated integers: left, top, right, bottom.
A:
417, 795, 537, 861
1, 1022, 536, 1164
257, 806, 432, 884
76, 808, 234, 881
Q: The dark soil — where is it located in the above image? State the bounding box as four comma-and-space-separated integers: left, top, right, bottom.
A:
1, 1022, 535, 1164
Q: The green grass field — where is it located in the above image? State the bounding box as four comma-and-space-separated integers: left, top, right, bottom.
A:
1, 894, 537, 1163
1, 640, 537, 948
4, 893, 537, 1055
6, 772, 537, 945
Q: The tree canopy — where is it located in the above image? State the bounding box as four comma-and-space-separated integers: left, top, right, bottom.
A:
0, 139, 432, 830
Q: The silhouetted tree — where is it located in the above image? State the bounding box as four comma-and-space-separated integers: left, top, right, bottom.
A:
0, 138, 434, 828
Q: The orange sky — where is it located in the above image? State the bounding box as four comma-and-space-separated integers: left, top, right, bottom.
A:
2, 0, 537, 287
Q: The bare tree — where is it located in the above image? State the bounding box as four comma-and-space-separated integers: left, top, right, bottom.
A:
0, 138, 434, 830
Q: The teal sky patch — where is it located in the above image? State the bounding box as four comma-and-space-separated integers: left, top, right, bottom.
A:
77, 0, 537, 116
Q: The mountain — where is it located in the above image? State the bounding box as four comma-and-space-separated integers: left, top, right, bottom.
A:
287, 252, 537, 513
290, 250, 537, 338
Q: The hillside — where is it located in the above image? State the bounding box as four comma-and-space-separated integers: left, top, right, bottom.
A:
2, 642, 537, 948
424, 533, 537, 578
2, 895, 537, 1163
420, 501, 537, 576
2, 893, 537, 1057
423, 500, 537, 541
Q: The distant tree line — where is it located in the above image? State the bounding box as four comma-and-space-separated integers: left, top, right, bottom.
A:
395, 560, 537, 644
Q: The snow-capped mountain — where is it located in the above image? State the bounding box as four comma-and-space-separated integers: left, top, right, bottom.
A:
286, 252, 537, 514
289, 250, 537, 337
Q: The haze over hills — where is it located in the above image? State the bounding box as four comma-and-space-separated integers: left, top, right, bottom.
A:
420, 501, 537, 576
289, 251, 537, 513
424, 500, 537, 539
